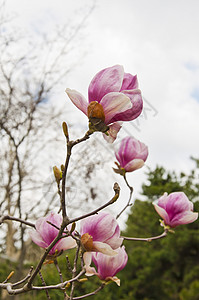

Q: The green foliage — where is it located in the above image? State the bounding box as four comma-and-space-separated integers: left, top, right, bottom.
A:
142, 157, 199, 201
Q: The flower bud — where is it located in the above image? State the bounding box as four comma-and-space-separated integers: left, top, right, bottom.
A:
115, 136, 148, 172
53, 166, 62, 183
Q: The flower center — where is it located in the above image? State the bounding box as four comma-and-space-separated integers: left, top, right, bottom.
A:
87, 101, 105, 122
81, 233, 94, 251
87, 101, 109, 133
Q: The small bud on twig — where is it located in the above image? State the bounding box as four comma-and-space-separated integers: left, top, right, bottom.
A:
62, 122, 69, 139
70, 222, 76, 233
53, 166, 62, 183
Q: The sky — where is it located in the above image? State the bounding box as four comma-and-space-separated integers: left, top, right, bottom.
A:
3, 0, 199, 223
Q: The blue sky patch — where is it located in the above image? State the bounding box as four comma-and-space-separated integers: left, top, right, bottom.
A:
191, 87, 199, 102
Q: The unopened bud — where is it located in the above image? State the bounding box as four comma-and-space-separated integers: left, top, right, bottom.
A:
7, 271, 14, 280
53, 166, 62, 182
62, 122, 69, 138
65, 282, 71, 289
78, 278, 88, 283
70, 222, 76, 233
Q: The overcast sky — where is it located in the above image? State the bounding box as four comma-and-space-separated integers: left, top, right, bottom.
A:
3, 0, 199, 220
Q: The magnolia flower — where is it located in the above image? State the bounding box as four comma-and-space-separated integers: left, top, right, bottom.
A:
114, 136, 148, 174
30, 212, 76, 255
153, 192, 198, 228
66, 65, 143, 142
86, 246, 128, 286
80, 212, 123, 265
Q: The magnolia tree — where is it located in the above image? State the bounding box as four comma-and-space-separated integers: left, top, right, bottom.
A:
0, 65, 198, 299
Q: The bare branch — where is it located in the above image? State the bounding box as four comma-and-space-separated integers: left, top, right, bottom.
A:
122, 230, 168, 242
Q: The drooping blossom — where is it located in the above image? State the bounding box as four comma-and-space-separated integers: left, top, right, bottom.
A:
66, 65, 143, 142
30, 212, 76, 255
86, 246, 128, 286
153, 192, 198, 228
80, 212, 123, 265
114, 136, 148, 174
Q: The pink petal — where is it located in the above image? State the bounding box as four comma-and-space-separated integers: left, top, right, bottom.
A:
121, 73, 138, 91
124, 159, 145, 172
100, 92, 132, 124
93, 241, 117, 255
88, 65, 124, 103
80, 212, 118, 242
110, 89, 143, 123
103, 122, 122, 143
39, 213, 60, 246
153, 203, 170, 225
171, 211, 198, 227
105, 225, 123, 249
93, 246, 127, 280
65, 88, 88, 115
29, 230, 48, 249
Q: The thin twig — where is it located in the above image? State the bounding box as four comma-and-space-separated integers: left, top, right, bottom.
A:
69, 241, 81, 300
54, 259, 68, 299
68, 182, 120, 225
0, 215, 35, 228
0, 270, 86, 295
66, 256, 73, 274
39, 271, 51, 300
61, 130, 92, 222
116, 173, 133, 219
122, 230, 168, 242
73, 283, 105, 299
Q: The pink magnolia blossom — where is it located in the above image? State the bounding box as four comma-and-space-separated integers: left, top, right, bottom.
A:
153, 192, 198, 228
80, 212, 123, 259
66, 65, 143, 142
115, 136, 148, 173
30, 212, 76, 255
86, 246, 128, 286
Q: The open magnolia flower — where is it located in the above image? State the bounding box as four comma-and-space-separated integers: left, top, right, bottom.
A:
114, 136, 148, 174
30, 212, 76, 256
85, 246, 128, 286
66, 65, 143, 143
80, 212, 123, 266
153, 192, 198, 228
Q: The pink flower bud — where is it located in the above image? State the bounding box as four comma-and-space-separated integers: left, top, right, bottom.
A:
115, 136, 148, 172
80, 212, 123, 255
30, 212, 76, 255
66, 65, 143, 142
153, 192, 198, 228
91, 246, 128, 286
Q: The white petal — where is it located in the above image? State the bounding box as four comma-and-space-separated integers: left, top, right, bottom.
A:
93, 241, 117, 256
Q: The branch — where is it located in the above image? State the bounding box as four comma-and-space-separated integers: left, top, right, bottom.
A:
68, 182, 120, 225
122, 230, 168, 242
38, 271, 51, 300
73, 283, 105, 299
0, 215, 35, 228
0, 270, 85, 295
61, 129, 92, 221
116, 173, 133, 219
